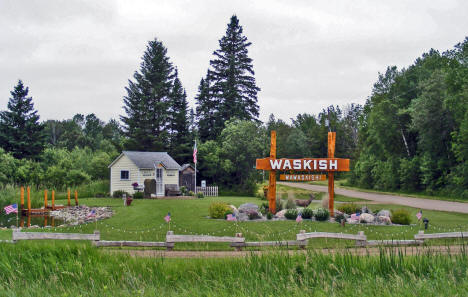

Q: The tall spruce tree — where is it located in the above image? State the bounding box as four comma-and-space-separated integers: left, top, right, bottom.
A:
121, 38, 175, 151
168, 69, 191, 163
196, 15, 260, 141
0, 80, 45, 159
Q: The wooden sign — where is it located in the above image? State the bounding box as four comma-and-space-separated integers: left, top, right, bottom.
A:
257, 131, 350, 216
256, 158, 349, 172
280, 174, 326, 181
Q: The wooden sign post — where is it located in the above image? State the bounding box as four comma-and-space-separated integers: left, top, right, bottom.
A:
256, 131, 350, 215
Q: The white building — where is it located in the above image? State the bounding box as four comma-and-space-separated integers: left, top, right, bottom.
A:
108, 151, 181, 197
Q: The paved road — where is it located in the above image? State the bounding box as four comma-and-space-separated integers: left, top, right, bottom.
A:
279, 182, 468, 214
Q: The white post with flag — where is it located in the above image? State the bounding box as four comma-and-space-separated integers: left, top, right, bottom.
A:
193, 140, 197, 193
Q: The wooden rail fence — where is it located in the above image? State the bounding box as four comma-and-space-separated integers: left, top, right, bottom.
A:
12, 229, 100, 242
414, 230, 468, 240
196, 186, 218, 197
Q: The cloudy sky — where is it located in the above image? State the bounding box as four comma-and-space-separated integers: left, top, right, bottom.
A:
1, 0, 467, 124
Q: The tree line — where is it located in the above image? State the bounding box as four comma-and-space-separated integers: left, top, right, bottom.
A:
0, 14, 466, 198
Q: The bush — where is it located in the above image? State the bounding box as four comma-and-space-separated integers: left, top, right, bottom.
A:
112, 190, 129, 198
285, 198, 296, 209
209, 202, 231, 219
391, 209, 411, 225
335, 212, 346, 223
260, 202, 269, 215
314, 208, 330, 221
337, 203, 360, 215
180, 186, 187, 196
301, 208, 313, 219
266, 212, 273, 220
196, 192, 205, 199
94, 192, 107, 198
133, 192, 144, 199
284, 209, 298, 220
188, 191, 195, 196
276, 198, 283, 212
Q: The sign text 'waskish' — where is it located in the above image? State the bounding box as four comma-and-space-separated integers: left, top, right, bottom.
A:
256, 158, 350, 172
280, 174, 326, 181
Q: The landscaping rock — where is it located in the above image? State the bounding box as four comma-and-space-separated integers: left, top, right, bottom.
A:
229, 205, 240, 217
238, 203, 259, 213
237, 213, 249, 222
377, 210, 391, 217
50, 205, 113, 225
275, 209, 287, 219
377, 216, 392, 225
360, 213, 375, 223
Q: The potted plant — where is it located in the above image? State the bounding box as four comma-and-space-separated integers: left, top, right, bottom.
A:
126, 196, 133, 206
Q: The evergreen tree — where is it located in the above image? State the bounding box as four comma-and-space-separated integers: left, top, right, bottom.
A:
121, 38, 175, 151
196, 15, 260, 140
0, 80, 45, 159
168, 69, 191, 163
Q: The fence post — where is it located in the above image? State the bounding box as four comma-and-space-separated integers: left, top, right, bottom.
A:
299, 230, 307, 249
235, 233, 243, 251
356, 231, 366, 247
67, 188, 71, 206
44, 189, 48, 209
166, 231, 174, 251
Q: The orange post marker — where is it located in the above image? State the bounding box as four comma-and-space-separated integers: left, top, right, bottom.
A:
328, 132, 336, 217
44, 189, 48, 209
74, 190, 78, 206
67, 188, 71, 206
52, 190, 55, 210
267, 130, 277, 214
27, 186, 31, 214
20, 186, 24, 212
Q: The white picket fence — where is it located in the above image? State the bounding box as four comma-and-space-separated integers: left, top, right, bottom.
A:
196, 186, 218, 197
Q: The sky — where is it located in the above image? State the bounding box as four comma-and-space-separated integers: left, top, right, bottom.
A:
1, 0, 467, 124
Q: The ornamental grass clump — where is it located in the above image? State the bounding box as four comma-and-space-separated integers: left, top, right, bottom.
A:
337, 203, 360, 215
284, 209, 298, 220
208, 202, 232, 219
301, 208, 314, 219
391, 209, 411, 225
314, 207, 330, 221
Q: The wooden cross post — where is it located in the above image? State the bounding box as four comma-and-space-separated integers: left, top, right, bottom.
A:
267, 131, 277, 214
328, 132, 336, 216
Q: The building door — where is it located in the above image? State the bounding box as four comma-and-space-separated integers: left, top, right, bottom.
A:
156, 168, 164, 196
144, 179, 156, 197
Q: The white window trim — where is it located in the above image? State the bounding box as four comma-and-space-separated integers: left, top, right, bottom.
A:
120, 170, 130, 180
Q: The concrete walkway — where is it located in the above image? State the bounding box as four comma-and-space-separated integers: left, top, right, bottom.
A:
279, 182, 468, 214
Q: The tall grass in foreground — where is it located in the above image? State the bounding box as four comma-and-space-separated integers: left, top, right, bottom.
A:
0, 180, 109, 208
0, 242, 467, 296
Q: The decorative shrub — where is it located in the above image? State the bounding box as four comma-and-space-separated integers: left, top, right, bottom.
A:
209, 202, 231, 219
112, 190, 129, 198
285, 198, 296, 210
94, 192, 107, 198
314, 208, 330, 221
260, 202, 269, 215
188, 191, 195, 196
391, 209, 411, 225
196, 192, 205, 198
301, 208, 313, 219
276, 198, 283, 212
266, 212, 273, 220
180, 186, 187, 196
337, 203, 360, 215
284, 209, 298, 220
133, 192, 144, 199
335, 212, 346, 223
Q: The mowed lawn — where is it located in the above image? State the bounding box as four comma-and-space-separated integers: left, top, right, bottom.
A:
2, 195, 468, 249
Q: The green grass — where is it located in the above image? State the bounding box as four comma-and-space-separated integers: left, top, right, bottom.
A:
1, 242, 468, 296
2, 196, 467, 250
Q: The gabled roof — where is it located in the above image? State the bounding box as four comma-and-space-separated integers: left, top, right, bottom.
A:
108, 151, 181, 170
180, 163, 198, 172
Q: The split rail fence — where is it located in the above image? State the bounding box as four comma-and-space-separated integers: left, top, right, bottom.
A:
4, 229, 468, 250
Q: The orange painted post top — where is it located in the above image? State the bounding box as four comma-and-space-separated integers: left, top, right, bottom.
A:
74, 190, 78, 206
44, 189, 48, 208
67, 189, 71, 206
27, 187, 31, 213
20, 187, 24, 211
267, 131, 277, 214
51, 190, 55, 210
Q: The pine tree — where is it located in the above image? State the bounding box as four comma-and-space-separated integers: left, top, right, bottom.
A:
0, 80, 45, 159
121, 38, 175, 151
196, 15, 260, 140
168, 69, 191, 163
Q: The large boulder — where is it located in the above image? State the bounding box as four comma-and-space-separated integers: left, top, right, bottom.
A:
376, 216, 392, 225
377, 210, 391, 217
275, 209, 287, 219
359, 213, 375, 223
238, 203, 259, 213
237, 213, 249, 222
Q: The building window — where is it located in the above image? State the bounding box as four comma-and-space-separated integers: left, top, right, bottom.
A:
167, 171, 175, 176
121, 170, 129, 180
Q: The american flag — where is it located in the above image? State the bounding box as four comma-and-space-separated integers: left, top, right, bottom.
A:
86, 209, 96, 218
296, 214, 302, 223
193, 141, 197, 164
226, 214, 237, 221
164, 212, 171, 223
4, 204, 18, 214
416, 210, 422, 221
